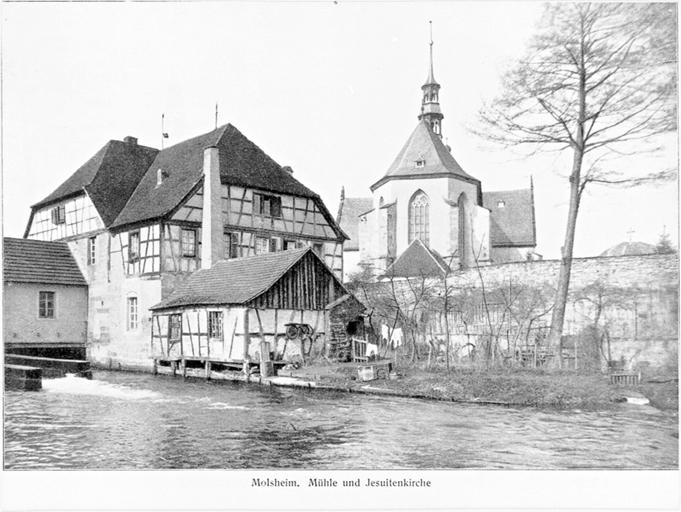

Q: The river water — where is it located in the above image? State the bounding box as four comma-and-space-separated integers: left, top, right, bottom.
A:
3, 371, 678, 470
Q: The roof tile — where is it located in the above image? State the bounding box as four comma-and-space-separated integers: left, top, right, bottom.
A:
151, 248, 323, 310
32, 140, 159, 226
337, 197, 373, 250
483, 188, 536, 247
384, 239, 450, 278
111, 124, 325, 230
3, 237, 87, 286
371, 120, 479, 191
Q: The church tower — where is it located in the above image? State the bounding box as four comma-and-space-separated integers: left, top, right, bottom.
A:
418, 21, 444, 137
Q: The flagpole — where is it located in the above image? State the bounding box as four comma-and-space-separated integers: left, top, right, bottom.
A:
161, 113, 165, 149
215, 102, 218, 130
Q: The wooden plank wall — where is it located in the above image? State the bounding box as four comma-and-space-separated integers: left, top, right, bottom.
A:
249, 252, 345, 310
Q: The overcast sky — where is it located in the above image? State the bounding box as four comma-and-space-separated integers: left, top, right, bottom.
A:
2, 1, 677, 258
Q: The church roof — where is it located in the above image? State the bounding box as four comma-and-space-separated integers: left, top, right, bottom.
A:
383, 239, 450, 278
483, 188, 536, 247
370, 121, 479, 191
337, 197, 373, 250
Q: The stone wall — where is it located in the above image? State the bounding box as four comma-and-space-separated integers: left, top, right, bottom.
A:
380, 253, 678, 370
449, 253, 678, 291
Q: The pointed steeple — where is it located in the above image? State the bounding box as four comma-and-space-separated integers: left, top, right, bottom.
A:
425, 21, 437, 85
418, 21, 444, 137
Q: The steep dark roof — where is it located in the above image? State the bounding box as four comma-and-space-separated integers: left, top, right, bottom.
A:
383, 239, 450, 278
150, 248, 344, 310
337, 197, 373, 250
32, 140, 159, 226
483, 188, 536, 247
111, 124, 338, 233
3, 237, 87, 286
371, 121, 480, 191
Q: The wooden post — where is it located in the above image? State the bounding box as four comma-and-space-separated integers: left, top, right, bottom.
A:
181, 358, 187, 378
205, 360, 211, 380
228, 317, 237, 360
152, 359, 158, 376
171, 361, 177, 377
255, 309, 271, 378
243, 308, 250, 376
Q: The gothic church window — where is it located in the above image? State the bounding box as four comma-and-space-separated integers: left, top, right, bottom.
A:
408, 191, 430, 246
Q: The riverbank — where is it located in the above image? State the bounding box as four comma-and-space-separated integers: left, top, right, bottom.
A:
152, 360, 677, 411
286, 362, 679, 410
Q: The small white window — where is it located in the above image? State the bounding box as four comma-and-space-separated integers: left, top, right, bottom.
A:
415, 160, 426, 168
208, 311, 223, 340
255, 237, 270, 255
39, 291, 55, 318
127, 296, 138, 330
129, 231, 140, 261
181, 229, 197, 257
497, 201, 506, 208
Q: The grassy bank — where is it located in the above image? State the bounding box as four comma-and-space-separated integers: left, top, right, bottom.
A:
287, 362, 678, 410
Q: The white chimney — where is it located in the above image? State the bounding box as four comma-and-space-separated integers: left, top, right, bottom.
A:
201, 145, 222, 269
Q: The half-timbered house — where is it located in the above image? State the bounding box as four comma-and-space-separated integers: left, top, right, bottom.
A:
149, 248, 363, 375
23, 124, 348, 369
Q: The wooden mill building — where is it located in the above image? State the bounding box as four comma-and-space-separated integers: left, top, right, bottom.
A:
149, 248, 363, 374
22, 124, 348, 370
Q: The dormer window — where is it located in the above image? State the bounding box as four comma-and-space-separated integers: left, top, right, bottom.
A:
156, 168, 168, 187
497, 200, 506, 208
415, 160, 426, 168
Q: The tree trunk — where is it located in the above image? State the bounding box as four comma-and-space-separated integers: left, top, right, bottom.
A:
546, 31, 587, 368
444, 308, 452, 371
546, 147, 584, 368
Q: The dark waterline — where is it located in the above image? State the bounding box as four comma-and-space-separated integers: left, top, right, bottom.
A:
3, 370, 678, 470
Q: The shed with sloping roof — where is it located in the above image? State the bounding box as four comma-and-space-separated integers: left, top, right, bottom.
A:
148, 248, 363, 372
3, 237, 88, 359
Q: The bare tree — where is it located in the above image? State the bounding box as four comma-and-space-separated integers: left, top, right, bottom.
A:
572, 280, 639, 369
479, 3, 677, 364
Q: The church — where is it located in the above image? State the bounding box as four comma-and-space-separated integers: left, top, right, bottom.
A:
338, 35, 537, 281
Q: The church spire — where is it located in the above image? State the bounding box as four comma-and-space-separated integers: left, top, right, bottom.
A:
418, 21, 444, 137
426, 21, 436, 84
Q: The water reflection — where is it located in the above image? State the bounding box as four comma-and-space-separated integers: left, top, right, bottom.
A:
4, 371, 678, 470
